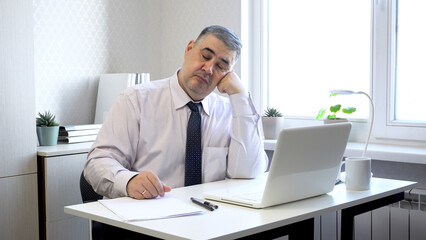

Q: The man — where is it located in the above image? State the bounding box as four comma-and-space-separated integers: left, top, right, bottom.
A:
85, 25, 268, 201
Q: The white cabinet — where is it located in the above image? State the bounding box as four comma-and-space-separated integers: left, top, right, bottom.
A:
1, 0, 39, 239
38, 142, 93, 240
0, 174, 39, 240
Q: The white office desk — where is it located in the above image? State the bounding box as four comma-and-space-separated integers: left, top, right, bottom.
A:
65, 177, 416, 240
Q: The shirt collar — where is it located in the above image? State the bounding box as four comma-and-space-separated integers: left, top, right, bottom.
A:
170, 69, 212, 116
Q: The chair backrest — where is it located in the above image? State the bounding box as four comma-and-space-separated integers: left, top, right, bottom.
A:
80, 171, 103, 203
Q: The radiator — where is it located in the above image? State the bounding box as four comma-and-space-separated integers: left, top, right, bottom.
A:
334, 188, 426, 240
276, 188, 426, 240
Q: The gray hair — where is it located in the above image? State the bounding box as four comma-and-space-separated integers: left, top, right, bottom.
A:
195, 25, 242, 63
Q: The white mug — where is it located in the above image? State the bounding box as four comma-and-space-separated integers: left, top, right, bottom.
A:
341, 157, 371, 191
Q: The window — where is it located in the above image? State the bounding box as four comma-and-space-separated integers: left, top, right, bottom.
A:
245, 0, 426, 145
267, 0, 371, 119
373, 0, 426, 143
394, 0, 426, 122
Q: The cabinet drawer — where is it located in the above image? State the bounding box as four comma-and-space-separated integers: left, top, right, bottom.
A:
44, 153, 87, 222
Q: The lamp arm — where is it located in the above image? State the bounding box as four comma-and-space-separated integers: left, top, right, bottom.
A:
359, 91, 374, 157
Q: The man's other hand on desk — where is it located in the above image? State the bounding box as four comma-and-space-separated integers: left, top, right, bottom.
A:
126, 171, 172, 199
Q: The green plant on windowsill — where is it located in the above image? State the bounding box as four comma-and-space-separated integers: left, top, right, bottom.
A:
263, 107, 284, 117
315, 93, 357, 121
316, 104, 356, 120
262, 107, 284, 139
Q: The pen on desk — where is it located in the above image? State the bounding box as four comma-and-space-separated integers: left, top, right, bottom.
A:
190, 197, 218, 211
203, 199, 219, 209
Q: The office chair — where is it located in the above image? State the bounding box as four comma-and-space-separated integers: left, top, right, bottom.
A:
80, 171, 103, 240
80, 171, 103, 203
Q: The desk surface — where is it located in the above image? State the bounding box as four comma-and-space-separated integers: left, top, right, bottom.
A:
65, 177, 416, 240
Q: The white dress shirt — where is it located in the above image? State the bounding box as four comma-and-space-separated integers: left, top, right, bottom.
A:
85, 71, 268, 198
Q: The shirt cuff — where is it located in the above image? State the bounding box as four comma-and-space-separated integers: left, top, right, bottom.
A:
229, 92, 255, 116
114, 170, 139, 197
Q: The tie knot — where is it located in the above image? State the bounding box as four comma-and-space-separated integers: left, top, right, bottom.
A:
187, 102, 200, 113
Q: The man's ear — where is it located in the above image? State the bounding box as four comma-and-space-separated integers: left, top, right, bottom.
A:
184, 40, 195, 57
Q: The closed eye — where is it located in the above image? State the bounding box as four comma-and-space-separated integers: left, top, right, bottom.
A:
201, 53, 212, 61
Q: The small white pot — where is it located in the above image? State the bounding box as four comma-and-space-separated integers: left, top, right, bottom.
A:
324, 118, 348, 124
262, 117, 285, 139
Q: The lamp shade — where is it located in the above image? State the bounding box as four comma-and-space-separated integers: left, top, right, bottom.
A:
329, 90, 374, 157
330, 90, 357, 95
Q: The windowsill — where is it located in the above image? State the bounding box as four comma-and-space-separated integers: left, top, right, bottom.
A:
264, 140, 426, 165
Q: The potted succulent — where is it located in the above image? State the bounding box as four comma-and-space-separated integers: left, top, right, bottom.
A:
262, 107, 285, 139
36, 110, 60, 146
316, 104, 356, 124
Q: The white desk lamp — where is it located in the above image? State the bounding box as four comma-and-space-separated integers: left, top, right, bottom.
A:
330, 90, 374, 157
330, 90, 374, 190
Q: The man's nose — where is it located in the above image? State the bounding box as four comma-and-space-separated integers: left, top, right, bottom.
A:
202, 60, 214, 75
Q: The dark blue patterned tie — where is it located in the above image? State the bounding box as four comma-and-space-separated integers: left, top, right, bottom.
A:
185, 102, 202, 186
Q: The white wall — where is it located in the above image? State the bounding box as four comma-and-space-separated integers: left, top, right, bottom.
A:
34, 0, 162, 125
159, 0, 242, 78
34, 0, 242, 125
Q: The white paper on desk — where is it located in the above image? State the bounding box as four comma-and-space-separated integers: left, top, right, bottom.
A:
99, 196, 205, 222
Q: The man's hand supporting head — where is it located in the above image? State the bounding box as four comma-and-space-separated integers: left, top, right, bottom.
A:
216, 71, 245, 95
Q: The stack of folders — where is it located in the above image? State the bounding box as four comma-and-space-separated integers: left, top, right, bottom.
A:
58, 124, 102, 144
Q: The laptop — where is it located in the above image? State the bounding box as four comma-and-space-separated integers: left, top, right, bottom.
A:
203, 122, 352, 208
